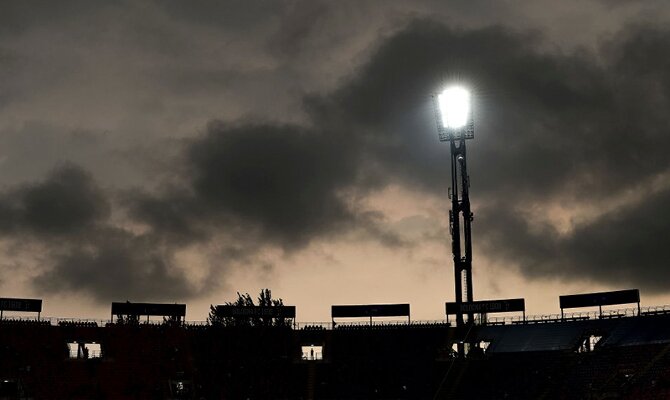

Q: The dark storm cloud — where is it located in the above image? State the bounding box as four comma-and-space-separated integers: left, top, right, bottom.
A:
33, 227, 202, 302
606, 25, 670, 95
124, 120, 412, 251
267, 1, 329, 57
477, 185, 670, 293
0, 163, 209, 302
187, 122, 358, 248
124, 188, 206, 245
0, 163, 109, 235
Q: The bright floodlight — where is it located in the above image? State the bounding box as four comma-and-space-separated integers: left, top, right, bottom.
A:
438, 86, 471, 129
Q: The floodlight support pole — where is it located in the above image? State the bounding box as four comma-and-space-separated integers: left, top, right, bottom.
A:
450, 140, 463, 327
450, 137, 474, 328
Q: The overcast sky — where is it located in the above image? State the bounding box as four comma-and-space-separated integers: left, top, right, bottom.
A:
2, 0, 670, 322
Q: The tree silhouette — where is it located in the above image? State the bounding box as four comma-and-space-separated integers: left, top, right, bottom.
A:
162, 314, 182, 327
115, 313, 139, 326
208, 289, 292, 327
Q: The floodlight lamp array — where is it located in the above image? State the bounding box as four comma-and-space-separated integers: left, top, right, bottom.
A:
433, 87, 474, 142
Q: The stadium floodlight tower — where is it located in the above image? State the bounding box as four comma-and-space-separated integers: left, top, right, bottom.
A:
434, 86, 475, 328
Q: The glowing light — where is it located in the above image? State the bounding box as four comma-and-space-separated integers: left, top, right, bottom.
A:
438, 86, 471, 129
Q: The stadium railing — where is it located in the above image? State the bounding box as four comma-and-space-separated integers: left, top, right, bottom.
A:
1, 304, 669, 329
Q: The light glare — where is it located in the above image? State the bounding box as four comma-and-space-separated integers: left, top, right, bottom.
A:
438, 87, 471, 129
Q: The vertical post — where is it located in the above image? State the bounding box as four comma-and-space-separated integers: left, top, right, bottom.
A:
450, 139, 464, 328
450, 136, 474, 327
459, 139, 474, 320
599, 305, 602, 319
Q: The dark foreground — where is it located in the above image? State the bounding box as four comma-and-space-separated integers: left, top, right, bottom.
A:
1, 313, 670, 399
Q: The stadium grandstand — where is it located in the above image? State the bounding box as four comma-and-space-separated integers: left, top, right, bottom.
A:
1, 294, 670, 399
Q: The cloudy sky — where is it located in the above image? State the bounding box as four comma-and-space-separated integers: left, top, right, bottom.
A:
2, 0, 670, 322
